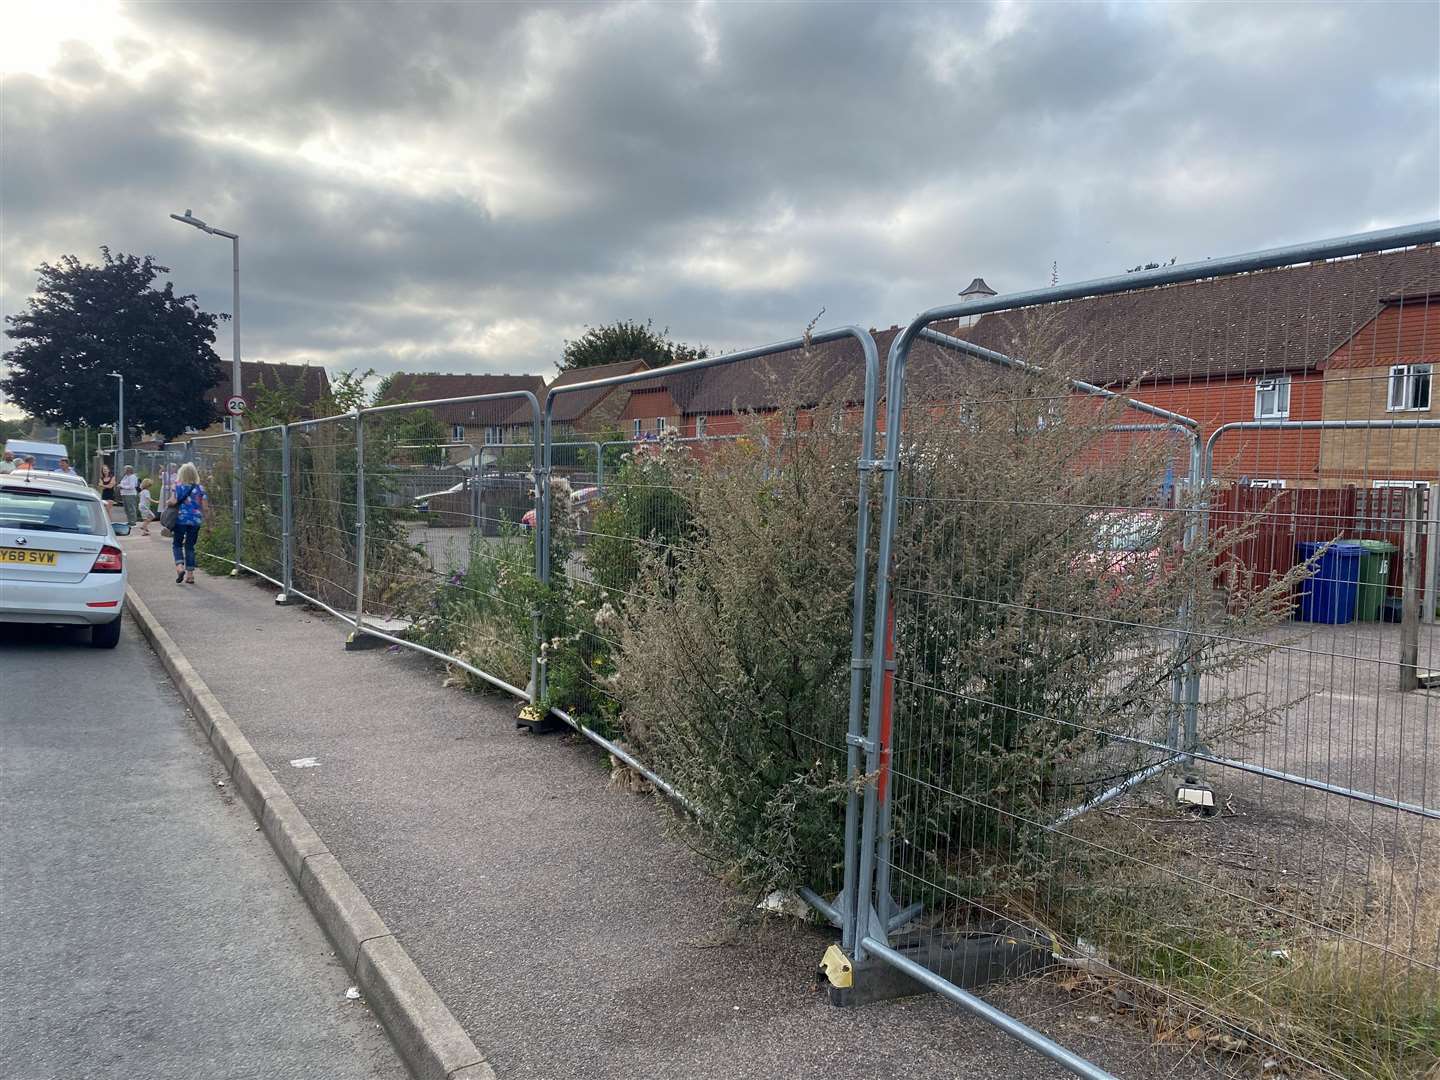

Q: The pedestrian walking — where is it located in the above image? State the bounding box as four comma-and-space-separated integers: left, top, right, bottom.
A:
119, 465, 140, 525
138, 479, 155, 536
0, 450, 14, 473
98, 463, 117, 508
168, 462, 207, 584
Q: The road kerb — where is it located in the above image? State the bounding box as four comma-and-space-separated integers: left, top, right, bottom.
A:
125, 586, 496, 1080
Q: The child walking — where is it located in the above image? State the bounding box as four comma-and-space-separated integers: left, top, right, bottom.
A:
138, 478, 155, 536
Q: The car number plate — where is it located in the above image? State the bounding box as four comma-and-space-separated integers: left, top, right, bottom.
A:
0, 548, 58, 565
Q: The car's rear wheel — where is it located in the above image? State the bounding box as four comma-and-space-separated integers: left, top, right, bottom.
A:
90, 616, 122, 649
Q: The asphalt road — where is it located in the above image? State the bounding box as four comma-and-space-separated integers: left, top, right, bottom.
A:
0, 618, 406, 1080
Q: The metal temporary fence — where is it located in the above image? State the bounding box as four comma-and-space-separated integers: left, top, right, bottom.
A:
862, 221, 1440, 1079
169, 224, 1440, 1080
354, 393, 542, 700
536, 327, 883, 919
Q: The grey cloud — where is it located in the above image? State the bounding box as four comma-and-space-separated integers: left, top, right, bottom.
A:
3, 0, 1437, 389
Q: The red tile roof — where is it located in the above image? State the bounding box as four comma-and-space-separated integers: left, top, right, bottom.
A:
967, 244, 1440, 384
377, 372, 546, 426
537, 360, 651, 424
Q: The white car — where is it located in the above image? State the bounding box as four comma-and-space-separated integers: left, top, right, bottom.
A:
0, 469, 131, 648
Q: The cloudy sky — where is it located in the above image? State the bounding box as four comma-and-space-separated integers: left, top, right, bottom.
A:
2, 0, 1437, 403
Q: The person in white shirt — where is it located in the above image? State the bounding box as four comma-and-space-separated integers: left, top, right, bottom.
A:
119, 465, 140, 525
138, 478, 156, 536
0, 450, 14, 473
57, 457, 77, 475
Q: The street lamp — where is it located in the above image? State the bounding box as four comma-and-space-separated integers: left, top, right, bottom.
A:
107, 372, 124, 462
170, 209, 241, 408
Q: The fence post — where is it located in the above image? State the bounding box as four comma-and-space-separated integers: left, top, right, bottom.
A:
278, 423, 294, 606
1399, 486, 1421, 691
353, 412, 367, 632
230, 430, 243, 576
1181, 434, 1204, 756
1424, 484, 1438, 626
532, 415, 551, 708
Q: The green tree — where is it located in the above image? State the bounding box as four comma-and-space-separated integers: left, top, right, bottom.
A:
558, 318, 707, 373
2, 248, 226, 440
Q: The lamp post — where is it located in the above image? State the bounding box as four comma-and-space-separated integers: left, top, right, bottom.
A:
170, 209, 240, 405
108, 372, 124, 465
171, 209, 243, 574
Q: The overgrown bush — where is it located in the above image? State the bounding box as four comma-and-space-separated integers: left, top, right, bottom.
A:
406, 527, 537, 692
613, 342, 1298, 905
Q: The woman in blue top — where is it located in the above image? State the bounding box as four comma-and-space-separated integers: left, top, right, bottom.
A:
169, 462, 208, 584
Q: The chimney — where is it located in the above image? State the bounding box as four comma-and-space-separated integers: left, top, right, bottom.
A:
959, 277, 996, 302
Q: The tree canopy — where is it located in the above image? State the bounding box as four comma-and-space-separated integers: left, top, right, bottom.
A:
558, 319, 708, 373
1, 248, 225, 440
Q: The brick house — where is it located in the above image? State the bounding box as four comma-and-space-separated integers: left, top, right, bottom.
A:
376, 372, 546, 451
530, 359, 651, 439
1315, 294, 1440, 491
194, 360, 332, 436
624, 245, 1440, 488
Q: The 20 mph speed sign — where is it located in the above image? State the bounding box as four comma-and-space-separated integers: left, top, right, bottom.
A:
226, 395, 247, 417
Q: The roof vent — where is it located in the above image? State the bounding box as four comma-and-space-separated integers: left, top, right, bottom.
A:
960, 277, 996, 301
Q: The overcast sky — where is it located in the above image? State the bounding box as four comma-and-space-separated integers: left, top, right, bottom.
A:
2, 0, 1437, 407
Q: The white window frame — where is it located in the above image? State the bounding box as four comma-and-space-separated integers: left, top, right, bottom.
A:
451, 423, 465, 443
1247, 478, 1287, 489
632, 418, 642, 439
1253, 376, 1291, 420
656, 416, 667, 435
484, 426, 502, 446
1387, 364, 1432, 412
1372, 479, 1430, 491
695, 415, 707, 438
222, 416, 236, 434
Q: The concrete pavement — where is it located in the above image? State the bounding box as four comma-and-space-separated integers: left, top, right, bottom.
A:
0, 619, 406, 1080
115, 528, 1234, 1080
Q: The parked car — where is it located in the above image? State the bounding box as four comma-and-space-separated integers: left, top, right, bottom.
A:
521, 486, 600, 531
1076, 509, 1177, 598
0, 469, 131, 648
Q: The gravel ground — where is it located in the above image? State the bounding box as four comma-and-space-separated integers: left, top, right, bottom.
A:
121, 530, 1241, 1080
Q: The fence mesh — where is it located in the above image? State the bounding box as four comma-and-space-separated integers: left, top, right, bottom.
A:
236, 427, 286, 586
357, 402, 540, 696
286, 416, 359, 615
152, 228, 1440, 1079
867, 246, 1440, 1078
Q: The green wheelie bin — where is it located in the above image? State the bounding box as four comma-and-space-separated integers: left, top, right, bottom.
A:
1355, 539, 1398, 622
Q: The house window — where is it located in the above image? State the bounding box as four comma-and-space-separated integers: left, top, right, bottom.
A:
632, 418, 642, 439
484, 426, 502, 445
222, 416, 235, 434
451, 423, 465, 442
1372, 479, 1430, 491
1387, 365, 1431, 412
656, 417, 667, 435
696, 415, 707, 437
1253, 376, 1291, 419
1247, 478, 1287, 489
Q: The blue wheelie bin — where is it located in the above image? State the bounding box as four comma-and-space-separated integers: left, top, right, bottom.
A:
1295, 541, 1364, 623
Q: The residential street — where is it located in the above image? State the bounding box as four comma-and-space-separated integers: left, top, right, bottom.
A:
0, 620, 405, 1080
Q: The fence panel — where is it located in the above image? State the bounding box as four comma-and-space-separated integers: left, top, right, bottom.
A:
354, 394, 542, 700
285, 415, 359, 618
539, 330, 880, 943
859, 223, 1440, 1079
235, 426, 287, 588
